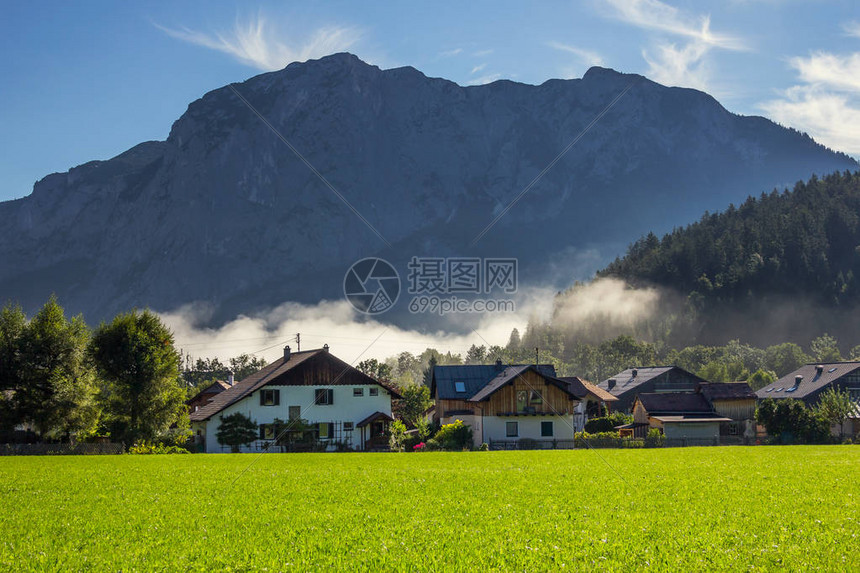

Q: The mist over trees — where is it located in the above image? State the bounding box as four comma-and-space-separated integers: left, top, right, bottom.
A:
598, 170, 860, 346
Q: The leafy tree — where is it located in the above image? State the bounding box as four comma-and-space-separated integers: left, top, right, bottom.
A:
764, 343, 810, 377
12, 297, 98, 440
810, 333, 842, 363
465, 344, 487, 365
90, 310, 187, 445
747, 369, 777, 391
397, 384, 432, 427
216, 412, 258, 453
0, 302, 26, 392
229, 354, 267, 381
756, 398, 829, 443
356, 358, 392, 381
506, 328, 522, 351
816, 387, 855, 439
697, 360, 749, 383
388, 419, 408, 452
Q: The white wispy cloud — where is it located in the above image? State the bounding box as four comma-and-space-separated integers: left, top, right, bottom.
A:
439, 48, 463, 57
471, 63, 487, 74
843, 21, 860, 38
548, 41, 605, 67
602, 0, 746, 92
761, 51, 860, 156
604, 0, 746, 50
473, 49, 494, 57
157, 15, 361, 71
467, 73, 502, 86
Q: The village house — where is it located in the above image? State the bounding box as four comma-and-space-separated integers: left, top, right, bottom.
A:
189, 346, 400, 452
186, 379, 233, 414
756, 361, 860, 436
698, 382, 757, 439
597, 366, 707, 413
430, 361, 616, 448
621, 392, 731, 444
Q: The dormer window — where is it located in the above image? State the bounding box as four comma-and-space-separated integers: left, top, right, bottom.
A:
454, 382, 466, 393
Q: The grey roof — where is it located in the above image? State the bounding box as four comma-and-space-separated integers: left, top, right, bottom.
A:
432, 363, 556, 400
597, 366, 704, 396
698, 382, 756, 401
636, 392, 713, 415
756, 362, 860, 400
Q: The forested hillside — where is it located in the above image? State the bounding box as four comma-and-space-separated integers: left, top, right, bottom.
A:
599, 170, 860, 345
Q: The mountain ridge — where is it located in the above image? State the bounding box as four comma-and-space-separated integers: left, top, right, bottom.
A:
1, 53, 856, 325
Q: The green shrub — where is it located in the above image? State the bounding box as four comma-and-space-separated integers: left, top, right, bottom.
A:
645, 427, 665, 447
432, 420, 473, 451
479, 443, 489, 451
128, 442, 190, 454
584, 412, 633, 433
574, 431, 620, 448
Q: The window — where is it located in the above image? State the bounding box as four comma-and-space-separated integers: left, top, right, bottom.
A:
454, 381, 466, 393
260, 424, 276, 440
353, 387, 364, 397
260, 389, 279, 406
369, 387, 379, 397
288, 406, 301, 420
314, 389, 334, 405
530, 390, 543, 404
319, 422, 331, 439
506, 421, 518, 437
343, 422, 354, 432
541, 421, 553, 437
728, 422, 739, 436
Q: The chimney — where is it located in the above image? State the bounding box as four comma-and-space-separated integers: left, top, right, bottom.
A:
631, 369, 638, 378
227, 372, 234, 386
323, 344, 330, 352
284, 345, 291, 361
495, 358, 503, 370
815, 365, 824, 375
608, 379, 616, 390
795, 375, 803, 387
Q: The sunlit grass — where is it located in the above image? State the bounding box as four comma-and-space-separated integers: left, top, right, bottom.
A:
0, 447, 857, 570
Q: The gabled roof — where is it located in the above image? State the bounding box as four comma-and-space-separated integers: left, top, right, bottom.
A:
431, 363, 556, 400
698, 382, 756, 401
559, 377, 619, 402
756, 362, 860, 400
190, 349, 399, 422
357, 411, 394, 428
185, 380, 231, 405
635, 392, 713, 416
597, 366, 705, 396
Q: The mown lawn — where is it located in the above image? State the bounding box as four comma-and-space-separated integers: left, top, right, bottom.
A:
0, 446, 857, 571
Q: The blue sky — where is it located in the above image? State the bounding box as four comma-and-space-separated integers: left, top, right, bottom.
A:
2, 0, 859, 202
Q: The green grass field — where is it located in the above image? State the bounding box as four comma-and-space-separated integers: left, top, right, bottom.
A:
0, 447, 857, 571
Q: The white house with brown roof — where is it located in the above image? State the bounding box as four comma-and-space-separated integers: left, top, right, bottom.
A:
190, 346, 400, 452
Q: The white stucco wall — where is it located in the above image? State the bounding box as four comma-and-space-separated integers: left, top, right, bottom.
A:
483, 415, 576, 444
198, 384, 394, 453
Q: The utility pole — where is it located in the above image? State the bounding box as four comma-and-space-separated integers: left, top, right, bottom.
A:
535, 347, 539, 366
296, 333, 301, 352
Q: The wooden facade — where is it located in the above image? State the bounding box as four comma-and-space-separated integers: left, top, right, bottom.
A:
438, 370, 576, 418
711, 399, 756, 421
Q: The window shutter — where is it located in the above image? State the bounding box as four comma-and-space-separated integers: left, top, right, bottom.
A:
260, 391, 265, 406
274, 390, 280, 405
328, 389, 334, 405
259, 424, 265, 440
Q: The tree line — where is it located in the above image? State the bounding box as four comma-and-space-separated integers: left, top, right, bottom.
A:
0, 297, 188, 445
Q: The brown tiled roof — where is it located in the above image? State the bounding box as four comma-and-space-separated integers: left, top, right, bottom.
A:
698, 382, 756, 401
756, 362, 860, 400
636, 392, 713, 415
559, 377, 619, 402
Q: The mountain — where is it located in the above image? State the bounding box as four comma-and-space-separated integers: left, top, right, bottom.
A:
1, 53, 856, 324
599, 170, 860, 346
